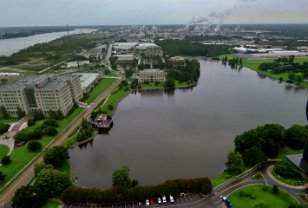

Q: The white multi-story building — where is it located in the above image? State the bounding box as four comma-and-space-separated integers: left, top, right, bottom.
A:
138, 69, 165, 83
0, 75, 83, 117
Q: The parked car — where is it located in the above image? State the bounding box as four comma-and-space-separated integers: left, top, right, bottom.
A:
162, 195, 167, 203
158, 197, 162, 204
169, 195, 175, 203
150, 199, 155, 205
146, 199, 150, 206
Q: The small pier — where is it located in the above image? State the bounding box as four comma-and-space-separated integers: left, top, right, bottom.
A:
88, 114, 113, 129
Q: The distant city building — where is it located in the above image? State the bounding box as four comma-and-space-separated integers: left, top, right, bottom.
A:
170, 56, 186, 67
115, 54, 135, 65
75, 73, 101, 93
0, 73, 21, 85
113, 42, 137, 51
138, 69, 165, 83
0, 75, 83, 117
66, 61, 90, 68
144, 46, 163, 57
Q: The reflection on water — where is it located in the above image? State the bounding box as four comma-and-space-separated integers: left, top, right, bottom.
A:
69, 60, 308, 190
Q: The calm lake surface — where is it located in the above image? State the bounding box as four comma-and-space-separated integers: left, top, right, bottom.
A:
0, 29, 96, 56
69, 60, 308, 189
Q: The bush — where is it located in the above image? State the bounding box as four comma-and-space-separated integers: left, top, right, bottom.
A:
12, 185, 47, 208
34, 163, 54, 176
27, 141, 42, 152
272, 185, 279, 194
44, 127, 58, 136
108, 105, 114, 111
274, 160, 303, 180
1, 155, 11, 166
43, 118, 59, 127
27, 119, 35, 126
0, 123, 10, 134
0, 170, 5, 182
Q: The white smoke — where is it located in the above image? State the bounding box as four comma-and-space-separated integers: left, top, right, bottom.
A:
185, 0, 258, 31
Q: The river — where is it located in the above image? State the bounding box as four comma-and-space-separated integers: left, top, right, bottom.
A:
0, 29, 96, 56
69, 60, 308, 189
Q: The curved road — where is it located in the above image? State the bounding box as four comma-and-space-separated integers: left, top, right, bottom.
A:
0, 76, 123, 205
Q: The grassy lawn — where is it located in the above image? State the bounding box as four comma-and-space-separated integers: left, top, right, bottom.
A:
101, 88, 130, 115
229, 185, 300, 208
175, 80, 192, 88
277, 147, 304, 159
85, 78, 117, 104
41, 200, 60, 208
0, 107, 83, 190
141, 83, 164, 90
0, 144, 9, 159
211, 171, 232, 187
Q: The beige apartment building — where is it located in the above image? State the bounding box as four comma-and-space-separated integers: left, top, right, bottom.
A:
138, 69, 165, 83
0, 75, 83, 117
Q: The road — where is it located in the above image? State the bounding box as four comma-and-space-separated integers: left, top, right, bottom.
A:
0, 76, 123, 205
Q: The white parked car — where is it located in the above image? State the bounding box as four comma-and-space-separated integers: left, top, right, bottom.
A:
170, 195, 175, 203
158, 197, 162, 204
162, 195, 167, 203
145, 199, 150, 206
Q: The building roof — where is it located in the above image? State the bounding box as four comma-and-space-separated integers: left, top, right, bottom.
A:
75, 73, 99, 90
286, 154, 308, 174
0, 72, 20, 76
116, 54, 135, 61
0, 75, 77, 90
141, 69, 164, 73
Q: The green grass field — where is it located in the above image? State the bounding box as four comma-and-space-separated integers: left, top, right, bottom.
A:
277, 147, 304, 159
85, 78, 117, 104
41, 200, 60, 208
0, 144, 9, 159
0, 107, 83, 190
211, 171, 232, 187
229, 185, 300, 208
101, 88, 130, 115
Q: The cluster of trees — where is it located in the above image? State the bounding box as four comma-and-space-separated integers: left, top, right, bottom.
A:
156, 39, 232, 57
258, 56, 308, 83
15, 118, 59, 145
166, 59, 200, 85
61, 177, 212, 205
76, 119, 94, 142
12, 159, 71, 208
0, 106, 10, 119
233, 124, 308, 168
221, 56, 243, 69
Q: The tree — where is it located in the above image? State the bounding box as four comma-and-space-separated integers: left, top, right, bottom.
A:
17, 107, 26, 118
285, 125, 308, 150
1, 156, 11, 166
27, 141, 42, 152
77, 129, 87, 142
295, 73, 304, 84
112, 166, 132, 189
242, 146, 267, 167
44, 127, 58, 136
34, 162, 54, 176
43, 146, 68, 168
0, 171, 5, 182
43, 118, 58, 127
225, 152, 245, 176
164, 78, 175, 90
35, 168, 72, 197
0, 106, 10, 119
27, 119, 35, 126
32, 110, 45, 121
288, 72, 296, 81
12, 185, 47, 208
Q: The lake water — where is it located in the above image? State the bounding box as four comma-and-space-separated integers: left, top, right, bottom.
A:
0, 29, 96, 56
69, 60, 308, 189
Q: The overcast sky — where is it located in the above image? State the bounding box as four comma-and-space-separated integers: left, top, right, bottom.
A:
1, 0, 308, 27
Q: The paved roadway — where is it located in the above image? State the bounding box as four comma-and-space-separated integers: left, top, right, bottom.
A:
0, 76, 123, 205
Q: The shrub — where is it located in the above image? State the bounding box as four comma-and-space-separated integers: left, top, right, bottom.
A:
44, 127, 58, 136
0, 123, 10, 134
274, 160, 303, 180
272, 185, 279, 194
43, 146, 68, 168
27, 119, 35, 126
108, 105, 114, 111
12, 185, 47, 208
0, 171, 5, 182
43, 118, 59, 127
1, 155, 11, 166
34, 162, 54, 176
27, 141, 42, 152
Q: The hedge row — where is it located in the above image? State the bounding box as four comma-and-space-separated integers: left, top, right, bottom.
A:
62, 177, 212, 205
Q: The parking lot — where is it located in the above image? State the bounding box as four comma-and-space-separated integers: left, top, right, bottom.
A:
64, 193, 205, 208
